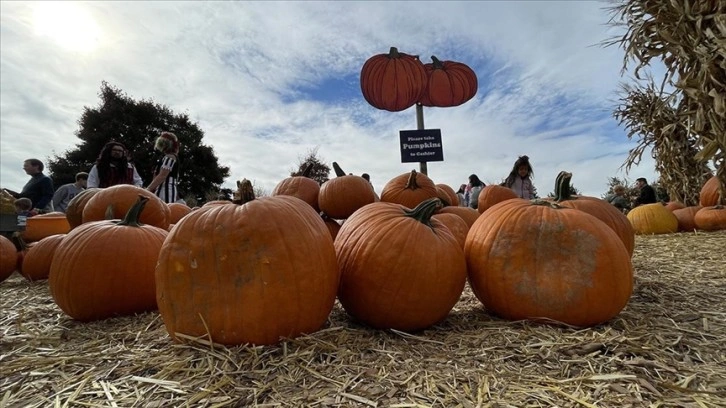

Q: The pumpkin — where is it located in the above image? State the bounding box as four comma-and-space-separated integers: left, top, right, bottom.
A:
699, 176, 722, 207
156, 179, 339, 346
465, 198, 633, 327
419, 56, 478, 107
477, 185, 519, 213
380, 170, 439, 209
552, 172, 635, 256
0, 235, 17, 283
437, 206, 481, 228
664, 201, 686, 212
432, 212, 469, 248
19, 234, 64, 281
82, 184, 170, 230
167, 202, 192, 225
360, 47, 427, 112
435, 183, 459, 207
49, 196, 168, 321
627, 203, 678, 234
23, 212, 71, 242
672, 205, 702, 232
322, 214, 342, 241
336, 198, 466, 331
65, 188, 102, 229
271, 163, 321, 212
318, 162, 376, 219
694, 205, 726, 231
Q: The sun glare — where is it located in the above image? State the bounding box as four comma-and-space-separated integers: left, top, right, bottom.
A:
33, 2, 101, 53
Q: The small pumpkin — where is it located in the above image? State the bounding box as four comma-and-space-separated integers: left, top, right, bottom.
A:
65, 188, 102, 229
360, 47, 427, 112
693, 205, 726, 231
664, 201, 686, 212
435, 184, 459, 207
672, 205, 702, 232
627, 203, 678, 234
271, 163, 321, 212
318, 162, 376, 219
437, 206, 481, 228
380, 170, 439, 209
19, 234, 65, 281
699, 176, 722, 207
432, 212, 469, 248
24, 212, 71, 242
167, 202, 191, 225
477, 185, 519, 214
418, 56, 478, 107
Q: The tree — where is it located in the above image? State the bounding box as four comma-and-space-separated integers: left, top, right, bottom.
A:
604, 1, 725, 205
604, 176, 669, 205
289, 147, 330, 185
47, 82, 230, 203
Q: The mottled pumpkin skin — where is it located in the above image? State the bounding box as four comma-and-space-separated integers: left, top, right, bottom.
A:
694, 206, 726, 231
0, 235, 17, 283
477, 185, 519, 213
272, 176, 321, 212
49, 219, 168, 321
82, 185, 170, 230
336, 200, 467, 332
465, 199, 633, 327
556, 196, 635, 257
20, 234, 64, 281
360, 47, 427, 112
156, 196, 339, 346
627, 203, 679, 234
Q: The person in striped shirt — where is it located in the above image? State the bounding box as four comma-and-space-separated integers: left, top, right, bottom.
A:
147, 131, 180, 204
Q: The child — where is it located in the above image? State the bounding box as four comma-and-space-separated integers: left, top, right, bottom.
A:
503, 155, 537, 199
14, 197, 35, 230
467, 174, 486, 209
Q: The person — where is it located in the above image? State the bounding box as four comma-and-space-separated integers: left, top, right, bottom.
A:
14, 197, 35, 231
3, 159, 54, 213
87, 141, 143, 188
456, 184, 467, 207
633, 177, 657, 207
605, 185, 630, 213
503, 155, 537, 199
466, 174, 486, 210
52, 172, 88, 213
147, 131, 181, 204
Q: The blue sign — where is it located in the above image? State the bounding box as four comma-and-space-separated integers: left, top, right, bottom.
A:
399, 129, 444, 163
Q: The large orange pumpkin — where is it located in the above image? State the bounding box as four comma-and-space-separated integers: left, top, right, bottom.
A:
418, 56, 478, 107
82, 185, 170, 230
271, 163, 321, 212
336, 198, 466, 332
49, 196, 168, 321
477, 185, 519, 213
318, 162, 376, 219
0, 235, 17, 283
360, 47, 427, 112
465, 198, 633, 327
156, 180, 340, 346
380, 170, 439, 209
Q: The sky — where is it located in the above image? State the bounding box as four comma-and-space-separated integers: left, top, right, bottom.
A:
1, 1, 665, 199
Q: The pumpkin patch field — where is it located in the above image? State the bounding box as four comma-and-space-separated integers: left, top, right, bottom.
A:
1, 231, 724, 407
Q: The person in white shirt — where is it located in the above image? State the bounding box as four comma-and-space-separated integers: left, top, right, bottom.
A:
87, 142, 143, 188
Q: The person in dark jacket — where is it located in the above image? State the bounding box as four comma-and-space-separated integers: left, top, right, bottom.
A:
2, 159, 54, 213
633, 177, 657, 207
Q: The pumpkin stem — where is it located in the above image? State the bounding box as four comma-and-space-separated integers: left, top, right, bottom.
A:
332, 162, 347, 177
104, 203, 116, 220
233, 179, 256, 205
389, 47, 400, 58
301, 163, 314, 178
404, 197, 442, 227
405, 170, 420, 190
430, 55, 444, 69
530, 198, 563, 209
116, 195, 149, 227
553, 171, 575, 202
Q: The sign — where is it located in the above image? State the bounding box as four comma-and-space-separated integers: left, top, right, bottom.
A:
399, 129, 444, 163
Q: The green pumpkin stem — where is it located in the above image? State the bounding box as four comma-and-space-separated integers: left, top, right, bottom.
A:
332, 162, 346, 177
116, 195, 148, 227
430, 55, 444, 69
405, 170, 420, 190
404, 197, 442, 227
553, 171, 575, 202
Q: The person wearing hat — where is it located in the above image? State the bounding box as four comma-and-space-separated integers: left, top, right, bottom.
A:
147, 131, 181, 204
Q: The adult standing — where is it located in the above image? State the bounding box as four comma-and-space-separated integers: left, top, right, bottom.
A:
633, 177, 657, 207
52, 172, 88, 212
87, 141, 143, 188
147, 131, 181, 204
466, 174, 486, 210
2, 159, 54, 213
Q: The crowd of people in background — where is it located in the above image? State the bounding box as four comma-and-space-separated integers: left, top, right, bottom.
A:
2, 131, 182, 231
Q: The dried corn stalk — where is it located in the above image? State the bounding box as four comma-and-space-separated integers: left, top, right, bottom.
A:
604, 0, 726, 204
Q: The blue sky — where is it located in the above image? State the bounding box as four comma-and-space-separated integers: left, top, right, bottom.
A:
1, 1, 662, 198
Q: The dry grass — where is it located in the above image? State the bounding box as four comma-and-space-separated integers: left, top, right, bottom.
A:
1, 231, 725, 407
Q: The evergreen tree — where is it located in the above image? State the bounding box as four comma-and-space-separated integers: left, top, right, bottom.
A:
47, 82, 229, 203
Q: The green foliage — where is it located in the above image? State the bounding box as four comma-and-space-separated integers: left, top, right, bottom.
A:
290, 147, 330, 185
46, 82, 230, 203
603, 176, 669, 204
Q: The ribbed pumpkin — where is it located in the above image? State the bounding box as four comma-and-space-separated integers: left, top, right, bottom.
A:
156, 180, 339, 346
437, 206, 480, 228
380, 170, 439, 209
65, 188, 101, 229
0, 235, 17, 283
271, 163, 321, 212
419, 56, 478, 107
694, 205, 726, 231
465, 198, 633, 327
336, 198, 466, 332
49, 196, 168, 321
672, 205, 702, 232
552, 172, 635, 256
432, 212, 469, 248
627, 203, 678, 234
24, 212, 71, 242
318, 162, 376, 219
699, 176, 721, 207
168, 202, 192, 225
20, 234, 64, 281
435, 183, 459, 206
82, 184, 170, 230
360, 47, 427, 112
322, 214, 342, 241
477, 185, 519, 213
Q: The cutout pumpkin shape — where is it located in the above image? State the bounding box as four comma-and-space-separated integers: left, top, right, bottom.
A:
360, 47, 427, 112
419, 56, 478, 107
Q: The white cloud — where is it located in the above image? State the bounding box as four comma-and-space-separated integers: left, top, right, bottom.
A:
1, 1, 661, 201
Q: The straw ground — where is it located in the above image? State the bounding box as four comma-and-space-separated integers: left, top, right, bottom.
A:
1, 230, 725, 407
